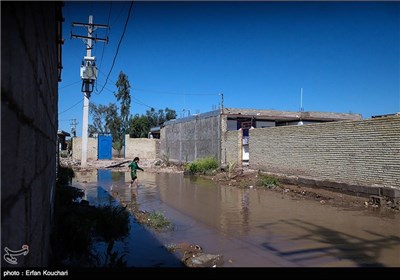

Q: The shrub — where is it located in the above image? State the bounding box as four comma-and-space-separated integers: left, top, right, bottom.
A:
184, 157, 218, 174
146, 211, 172, 230
256, 173, 280, 189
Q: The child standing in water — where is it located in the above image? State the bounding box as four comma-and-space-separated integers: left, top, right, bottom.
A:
128, 157, 144, 188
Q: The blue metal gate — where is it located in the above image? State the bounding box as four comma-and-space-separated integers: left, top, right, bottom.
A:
98, 135, 112, 159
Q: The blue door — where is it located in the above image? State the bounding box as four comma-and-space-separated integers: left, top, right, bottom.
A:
98, 135, 112, 159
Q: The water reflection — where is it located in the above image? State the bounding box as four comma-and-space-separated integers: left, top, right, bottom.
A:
72, 169, 183, 267
72, 170, 400, 267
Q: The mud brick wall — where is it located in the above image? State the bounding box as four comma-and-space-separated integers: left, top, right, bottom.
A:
125, 136, 158, 161
160, 115, 220, 164
223, 130, 242, 166
250, 116, 400, 188
72, 137, 98, 161
1, 2, 60, 266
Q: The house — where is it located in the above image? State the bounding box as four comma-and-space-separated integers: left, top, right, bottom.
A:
160, 107, 362, 166
57, 130, 71, 151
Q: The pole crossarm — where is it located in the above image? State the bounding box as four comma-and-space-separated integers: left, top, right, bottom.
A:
71, 34, 108, 43
72, 22, 109, 29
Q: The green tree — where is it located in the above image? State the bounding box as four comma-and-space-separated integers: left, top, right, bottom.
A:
112, 71, 131, 156
128, 107, 177, 138
88, 103, 120, 136
114, 71, 131, 132
146, 108, 158, 127
129, 114, 150, 138
89, 71, 131, 157
165, 107, 177, 121
88, 103, 112, 136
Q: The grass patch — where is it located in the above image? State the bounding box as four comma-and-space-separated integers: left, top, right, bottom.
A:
184, 157, 218, 175
256, 173, 280, 189
145, 211, 172, 230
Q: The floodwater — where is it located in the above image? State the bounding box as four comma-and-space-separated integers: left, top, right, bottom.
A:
72, 170, 400, 267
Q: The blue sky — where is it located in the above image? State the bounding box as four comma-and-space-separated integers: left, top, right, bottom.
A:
58, 1, 400, 136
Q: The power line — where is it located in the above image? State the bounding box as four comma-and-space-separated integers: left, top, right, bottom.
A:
96, 1, 133, 95
59, 80, 81, 90
95, 1, 113, 94
58, 99, 83, 115
97, 69, 219, 97
132, 96, 154, 109
111, 1, 127, 27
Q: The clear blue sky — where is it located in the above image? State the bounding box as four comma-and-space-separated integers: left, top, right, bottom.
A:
58, 1, 400, 136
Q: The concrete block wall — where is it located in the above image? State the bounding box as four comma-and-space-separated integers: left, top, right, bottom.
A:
72, 137, 98, 161
250, 116, 400, 188
223, 130, 242, 166
160, 116, 220, 163
125, 136, 158, 161
1, 2, 61, 267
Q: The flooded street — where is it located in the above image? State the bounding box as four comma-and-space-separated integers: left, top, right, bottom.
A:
72, 170, 400, 267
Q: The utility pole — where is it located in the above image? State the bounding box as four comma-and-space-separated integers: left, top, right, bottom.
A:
71, 15, 108, 166
70, 118, 78, 137
220, 93, 224, 113
300, 87, 304, 112
298, 88, 304, 126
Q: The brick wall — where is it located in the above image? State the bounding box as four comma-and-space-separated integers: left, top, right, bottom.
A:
250, 116, 400, 189
223, 130, 242, 166
1, 2, 61, 267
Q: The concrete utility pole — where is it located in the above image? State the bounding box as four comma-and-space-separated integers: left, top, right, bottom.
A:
70, 118, 78, 137
220, 93, 224, 113
71, 15, 108, 166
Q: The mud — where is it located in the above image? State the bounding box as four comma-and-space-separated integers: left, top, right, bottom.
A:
210, 168, 400, 212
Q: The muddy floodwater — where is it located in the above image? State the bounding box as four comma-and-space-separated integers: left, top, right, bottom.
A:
72, 170, 400, 267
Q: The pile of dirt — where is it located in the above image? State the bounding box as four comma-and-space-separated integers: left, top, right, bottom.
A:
208, 168, 400, 212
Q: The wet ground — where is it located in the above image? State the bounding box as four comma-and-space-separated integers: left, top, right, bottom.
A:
72, 169, 400, 267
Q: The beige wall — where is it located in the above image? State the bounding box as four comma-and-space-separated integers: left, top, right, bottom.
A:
125, 136, 158, 161
72, 137, 98, 161
71, 136, 158, 161
249, 116, 400, 189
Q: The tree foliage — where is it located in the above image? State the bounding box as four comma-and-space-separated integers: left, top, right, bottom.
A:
111, 71, 131, 153
88, 103, 118, 137
128, 107, 177, 138
88, 71, 131, 156
114, 71, 131, 132
129, 114, 150, 138
89, 71, 178, 152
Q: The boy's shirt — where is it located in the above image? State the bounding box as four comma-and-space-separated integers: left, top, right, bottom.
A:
128, 161, 143, 176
